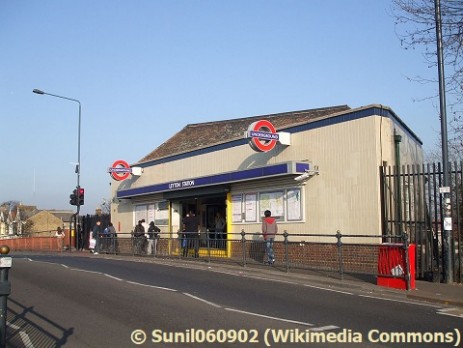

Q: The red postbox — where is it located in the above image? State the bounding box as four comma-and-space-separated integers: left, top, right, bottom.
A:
377, 243, 415, 290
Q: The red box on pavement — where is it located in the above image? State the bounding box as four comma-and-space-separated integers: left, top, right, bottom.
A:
377, 243, 415, 290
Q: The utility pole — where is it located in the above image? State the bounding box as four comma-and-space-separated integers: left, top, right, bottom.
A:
434, 0, 453, 283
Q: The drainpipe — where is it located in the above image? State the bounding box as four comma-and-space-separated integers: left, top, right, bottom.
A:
394, 131, 402, 235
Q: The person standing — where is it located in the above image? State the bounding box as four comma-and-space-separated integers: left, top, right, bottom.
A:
147, 221, 161, 256
133, 220, 145, 255
55, 227, 65, 252
92, 221, 101, 255
77, 223, 84, 251
214, 212, 225, 247
141, 219, 149, 234
182, 210, 200, 258
262, 210, 278, 264
107, 222, 117, 254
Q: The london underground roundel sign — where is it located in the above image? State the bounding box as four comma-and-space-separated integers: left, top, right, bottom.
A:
108, 160, 131, 181
247, 120, 279, 152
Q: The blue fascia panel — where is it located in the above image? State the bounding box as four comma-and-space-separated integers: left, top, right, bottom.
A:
117, 162, 309, 199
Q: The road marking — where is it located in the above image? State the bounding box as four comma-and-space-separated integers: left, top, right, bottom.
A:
19, 331, 34, 348
126, 281, 177, 292
225, 308, 314, 327
70, 268, 102, 275
303, 284, 353, 295
7, 322, 34, 348
437, 307, 463, 319
183, 293, 222, 308
358, 294, 439, 308
7, 321, 21, 330
310, 325, 339, 331
104, 273, 123, 281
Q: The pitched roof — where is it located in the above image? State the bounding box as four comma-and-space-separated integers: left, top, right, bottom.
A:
138, 105, 350, 163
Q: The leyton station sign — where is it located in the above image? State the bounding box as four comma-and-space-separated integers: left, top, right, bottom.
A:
246, 120, 290, 152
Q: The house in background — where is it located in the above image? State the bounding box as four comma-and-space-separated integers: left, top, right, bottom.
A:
0, 203, 36, 236
27, 210, 74, 235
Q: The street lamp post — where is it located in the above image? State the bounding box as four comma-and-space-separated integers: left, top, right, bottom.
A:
33, 89, 82, 250
434, 0, 453, 283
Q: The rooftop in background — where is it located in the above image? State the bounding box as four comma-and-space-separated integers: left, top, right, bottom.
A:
138, 105, 350, 164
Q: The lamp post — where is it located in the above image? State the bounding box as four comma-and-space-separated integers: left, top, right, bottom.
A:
33, 88, 82, 250
434, 0, 453, 283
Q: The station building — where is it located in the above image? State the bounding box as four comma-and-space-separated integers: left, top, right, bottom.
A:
109, 104, 423, 248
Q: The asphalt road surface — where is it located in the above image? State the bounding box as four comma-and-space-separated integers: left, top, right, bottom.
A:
5, 254, 462, 347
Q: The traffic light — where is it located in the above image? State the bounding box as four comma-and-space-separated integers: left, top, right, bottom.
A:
70, 189, 77, 206
77, 187, 85, 206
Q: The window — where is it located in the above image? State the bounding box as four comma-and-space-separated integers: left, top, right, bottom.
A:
232, 188, 303, 223
134, 201, 169, 226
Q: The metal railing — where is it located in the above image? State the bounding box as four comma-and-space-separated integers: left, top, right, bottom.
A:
85, 230, 410, 280
3, 229, 458, 284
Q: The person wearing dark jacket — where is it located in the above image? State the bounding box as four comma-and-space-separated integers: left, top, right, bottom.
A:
133, 220, 145, 255
92, 221, 101, 255
182, 211, 200, 258
147, 221, 161, 256
262, 210, 278, 264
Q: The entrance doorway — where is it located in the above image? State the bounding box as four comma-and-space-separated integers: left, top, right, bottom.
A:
178, 195, 227, 250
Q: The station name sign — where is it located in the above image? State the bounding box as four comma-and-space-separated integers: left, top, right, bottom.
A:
169, 180, 195, 189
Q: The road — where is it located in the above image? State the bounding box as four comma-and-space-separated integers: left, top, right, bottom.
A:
5, 254, 462, 347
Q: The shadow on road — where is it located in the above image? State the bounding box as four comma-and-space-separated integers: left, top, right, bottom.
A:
6, 297, 73, 348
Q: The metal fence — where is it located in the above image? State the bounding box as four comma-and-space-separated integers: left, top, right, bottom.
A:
381, 162, 463, 283
3, 227, 457, 286
72, 230, 410, 281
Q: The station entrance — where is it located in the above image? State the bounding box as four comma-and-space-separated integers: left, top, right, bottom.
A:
176, 193, 227, 250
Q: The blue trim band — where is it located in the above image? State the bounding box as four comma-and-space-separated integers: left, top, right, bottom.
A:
117, 162, 309, 199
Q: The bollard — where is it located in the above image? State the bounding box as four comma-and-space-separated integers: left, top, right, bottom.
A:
0, 245, 12, 348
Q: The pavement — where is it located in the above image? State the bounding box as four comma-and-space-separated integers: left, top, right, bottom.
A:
16, 250, 463, 309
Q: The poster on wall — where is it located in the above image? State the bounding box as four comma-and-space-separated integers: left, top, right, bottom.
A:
134, 205, 147, 226
155, 201, 169, 225
287, 188, 302, 221
147, 204, 155, 223
259, 191, 284, 218
232, 194, 242, 222
245, 193, 257, 222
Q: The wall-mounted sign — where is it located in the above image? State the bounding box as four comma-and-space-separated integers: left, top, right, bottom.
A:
108, 160, 132, 181
246, 120, 291, 152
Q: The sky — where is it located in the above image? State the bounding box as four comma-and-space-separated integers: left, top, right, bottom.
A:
1, 0, 444, 215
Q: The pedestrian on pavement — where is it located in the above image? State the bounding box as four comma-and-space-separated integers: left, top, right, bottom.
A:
141, 219, 149, 233
92, 221, 102, 255
55, 226, 65, 252
262, 210, 278, 264
133, 220, 145, 255
107, 222, 117, 254
147, 221, 161, 256
214, 212, 225, 247
77, 223, 84, 251
182, 210, 200, 258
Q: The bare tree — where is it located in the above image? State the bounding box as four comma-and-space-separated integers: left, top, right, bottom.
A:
392, 0, 463, 155
100, 199, 111, 215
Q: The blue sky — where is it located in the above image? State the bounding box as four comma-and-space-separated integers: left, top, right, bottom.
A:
1, 0, 442, 215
